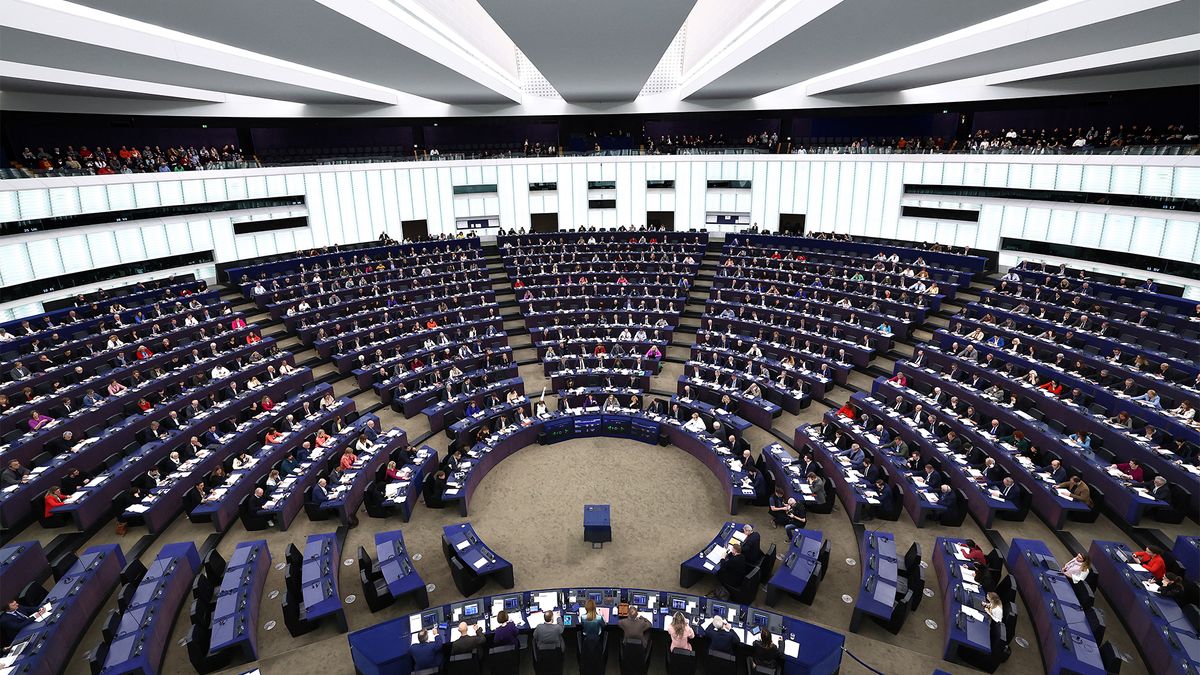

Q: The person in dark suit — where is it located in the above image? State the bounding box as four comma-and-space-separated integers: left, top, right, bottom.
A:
1148, 476, 1172, 503
937, 484, 958, 518
922, 464, 944, 490
1047, 460, 1067, 484
310, 478, 329, 504
706, 615, 740, 653
751, 631, 783, 671
863, 457, 884, 485
798, 453, 820, 478
450, 621, 486, 655
874, 479, 894, 513
716, 543, 747, 591
740, 525, 763, 566
200, 425, 222, 446
981, 459, 1004, 485
410, 627, 444, 670
1, 599, 46, 648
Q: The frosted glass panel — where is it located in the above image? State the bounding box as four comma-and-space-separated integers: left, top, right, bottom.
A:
182, 180, 207, 204
78, 186, 109, 213
141, 224, 170, 258
225, 177, 247, 200
166, 222, 192, 254
158, 181, 184, 206
133, 182, 161, 208
1110, 166, 1140, 194
246, 176, 268, 198
188, 221, 214, 251
942, 163, 964, 185
1174, 167, 1200, 198
49, 188, 81, 216
1099, 215, 1134, 252
963, 164, 985, 186
0, 192, 19, 222
1141, 166, 1173, 197
1072, 212, 1103, 248
1006, 164, 1032, 189
1047, 210, 1075, 243
115, 229, 146, 262
27, 239, 63, 276
1161, 220, 1198, 262
1129, 218, 1165, 256
211, 219, 235, 262
106, 184, 135, 210
1081, 166, 1111, 193
1030, 165, 1057, 189
1055, 164, 1082, 191
1023, 208, 1050, 241
204, 179, 227, 202
984, 163, 1008, 187
17, 190, 51, 219
0, 244, 34, 285
87, 232, 120, 268
57, 234, 91, 273
999, 206, 1026, 237
266, 175, 288, 196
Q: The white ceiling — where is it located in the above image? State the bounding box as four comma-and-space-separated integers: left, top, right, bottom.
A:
0, 0, 1195, 117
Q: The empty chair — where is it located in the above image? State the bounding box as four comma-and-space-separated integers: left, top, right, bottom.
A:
100, 608, 121, 642
995, 575, 1017, 605
577, 630, 609, 675
359, 569, 394, 613
619, 637, 651, 675
116, 582, 137, 611
184, 623, 230, 674
18, 581, 48, 607
120, 558, 147, 587
447, 556, 485, 597
282, 588, 313, 637
898, 542, 922, 577
760, 543, 779, 582
703, 649, 738, 675
447, 651, 480, 675
85, 642, 110, 675
358, 545, 380, 579
1086, 606, 1107, 642
532, 644, 565, 675
51, 551, 78, 581
1099, 642, 1123, 674
666, 647, 696, 675
192, 573, 214, 604
203, 549, 226, 580
488, 643, 520, 673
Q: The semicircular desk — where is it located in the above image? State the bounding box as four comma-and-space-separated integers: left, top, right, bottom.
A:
347, 584, 844, 675
441, 409, 761, 516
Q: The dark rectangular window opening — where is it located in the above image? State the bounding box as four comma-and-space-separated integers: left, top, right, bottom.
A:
901, 206, 980, 222
2, 196, 306, 236
452, 184, 498, 195
1, 251, 215, 303
1001, 237, 1199, 284
529, 182, 557, 192
587, 181, 616, 190
647, 180, 675, 189
232, 216, 308, 235
906, 184, 1198, 213
707, 180, 752, 189
588, 199, 617, 209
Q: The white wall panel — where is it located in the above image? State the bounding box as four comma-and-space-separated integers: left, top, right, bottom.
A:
4, 155, 1199, 317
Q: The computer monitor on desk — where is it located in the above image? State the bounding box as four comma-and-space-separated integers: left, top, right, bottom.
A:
709, 602, 739, 622
491, 594, 521, 616
667, 594, 699, 616
421, 608, 444, 628
627, 590, 658, 610
748, 609, 783, 633
452, 600, 483, 622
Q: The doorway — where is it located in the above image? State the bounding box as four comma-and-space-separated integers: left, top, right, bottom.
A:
530, 213, 559, 233
779, 213, 806, 235
647, 210, 675, 231
401, 219, 429, 240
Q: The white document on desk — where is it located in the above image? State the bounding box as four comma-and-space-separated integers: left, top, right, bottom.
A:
706, 545, 727, 564
783, 639, 799, 658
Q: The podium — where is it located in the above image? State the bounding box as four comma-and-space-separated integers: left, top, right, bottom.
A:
583, 504, 612, 549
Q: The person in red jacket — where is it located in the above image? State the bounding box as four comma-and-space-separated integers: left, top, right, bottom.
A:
1115, 459, 1144, 482
134, 344, 153, 360
1133, 545, 1166, 580
44, 486, 65, 518
231, 317, 247, 330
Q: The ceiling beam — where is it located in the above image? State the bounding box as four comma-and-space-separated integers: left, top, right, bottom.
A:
0, 0, 405, 104
982, 33, 1200, 84
678, 0, 844, 99
312, 0, 524, 103
803, 0, 1180, 95
0, 61, 229, 101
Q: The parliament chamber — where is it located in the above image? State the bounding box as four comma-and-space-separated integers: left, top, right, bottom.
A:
1, 2, 1199, 674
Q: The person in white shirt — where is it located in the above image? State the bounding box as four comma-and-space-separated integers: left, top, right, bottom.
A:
211, 364, 231, 379
232, 452, 253, 470
683, 413, 707, 433
1060, 553, 1091, 583
0, 328, 14, 342
983, 593, 1004, 622
355, 434, 373, 453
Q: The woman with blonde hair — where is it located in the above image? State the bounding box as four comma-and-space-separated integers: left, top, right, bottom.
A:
983, 592, 1004, 622
667, 611, 694, 651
